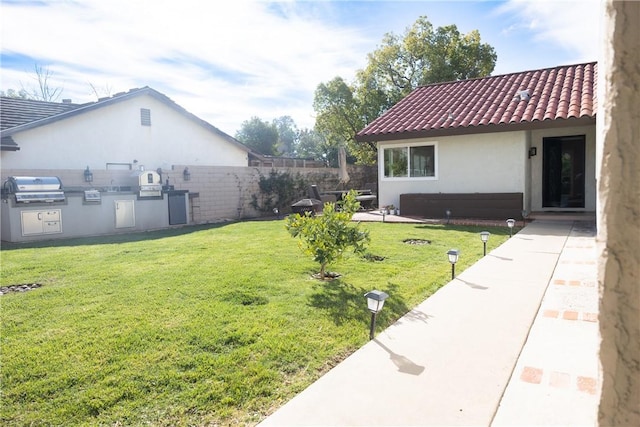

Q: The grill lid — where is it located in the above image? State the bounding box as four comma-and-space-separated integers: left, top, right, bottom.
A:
3, 176, 65, 203
6, 176, 63, 192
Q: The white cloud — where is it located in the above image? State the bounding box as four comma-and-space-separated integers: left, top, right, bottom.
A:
497, 0, 601, 63
1, 0, 602, 135
1, 0, 372, 134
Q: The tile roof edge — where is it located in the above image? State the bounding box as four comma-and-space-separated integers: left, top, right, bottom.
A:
355, 116, 596, 143
413, 60, 597, 90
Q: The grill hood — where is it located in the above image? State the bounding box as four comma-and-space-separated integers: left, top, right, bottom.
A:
3, 176, 65, 203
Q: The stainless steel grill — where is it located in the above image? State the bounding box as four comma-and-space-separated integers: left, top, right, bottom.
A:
3, 176, 65, 203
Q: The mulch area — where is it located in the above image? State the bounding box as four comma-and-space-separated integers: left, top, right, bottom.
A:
0, 283, 42, 295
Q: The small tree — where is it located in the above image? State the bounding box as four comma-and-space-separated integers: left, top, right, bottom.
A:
286, 191, 370, 279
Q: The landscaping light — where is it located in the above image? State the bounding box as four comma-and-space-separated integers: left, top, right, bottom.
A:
506, 218, 516, 237
521, 210, 529, 226
379, 206, 386, 222
445, 209, 451, 225
480, 231, 490, 256
447, 249, 460, 280
84, 166, 93, 183
364, 290, 389, 340
183, 167, 191, 181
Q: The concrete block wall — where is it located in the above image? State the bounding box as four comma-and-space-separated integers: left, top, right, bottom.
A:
2, 165, 377, 225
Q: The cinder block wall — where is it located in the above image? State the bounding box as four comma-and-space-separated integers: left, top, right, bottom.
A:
1, 165, 377, 224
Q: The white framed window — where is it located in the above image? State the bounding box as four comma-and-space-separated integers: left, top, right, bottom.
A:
381, 141, 438, 180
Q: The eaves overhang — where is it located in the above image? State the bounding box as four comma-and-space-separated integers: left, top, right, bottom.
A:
355, 116, 596, 143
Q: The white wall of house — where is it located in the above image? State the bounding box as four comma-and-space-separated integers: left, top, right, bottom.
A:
529, 124, 597, 211
377, 131, 528, 209
1, 93, 249, 172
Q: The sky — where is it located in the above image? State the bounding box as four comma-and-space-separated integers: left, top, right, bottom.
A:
0, 0, 601, 136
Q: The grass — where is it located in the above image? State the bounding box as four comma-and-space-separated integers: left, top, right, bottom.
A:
0, 219, 511, 426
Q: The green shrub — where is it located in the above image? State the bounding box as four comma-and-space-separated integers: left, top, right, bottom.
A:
286, 191, 370, 279
251, 169, 306, 213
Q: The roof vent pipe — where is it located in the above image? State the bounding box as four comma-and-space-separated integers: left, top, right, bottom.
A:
518, 90, 531, 101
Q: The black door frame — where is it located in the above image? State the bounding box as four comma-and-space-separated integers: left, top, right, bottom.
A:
542, 135, 586, 208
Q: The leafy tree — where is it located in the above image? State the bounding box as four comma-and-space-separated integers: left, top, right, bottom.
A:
286, 191, 370, 279
272, 116, 298, 156
296, 128, 339, 166
313, 15, 497, 164
235, 116, 279, 155
296, 128, 325, 160
0, 88, 30, 99
313, 77, 371, 162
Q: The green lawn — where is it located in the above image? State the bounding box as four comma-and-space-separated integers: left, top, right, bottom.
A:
0, 220, 510, 426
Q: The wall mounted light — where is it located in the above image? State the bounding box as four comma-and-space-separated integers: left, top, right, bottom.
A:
506, 218, 516, 237
183, 167, 191, 181
364, 290, 389, 340
528, 147, 537, 158
447, 249, 460, 280
480, 231, 490, 256
84, 166, 93, 183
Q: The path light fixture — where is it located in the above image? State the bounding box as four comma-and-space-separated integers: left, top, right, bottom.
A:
521, 210, 529, 226
447, 249, 460, 280
480, 231, 490, 256
364, 290, 389, 340
183, 167, 191, 181
445, 209, 452, 225
84, 166, 93, 182
379, 206, 386, 223
506, 218, 516, 237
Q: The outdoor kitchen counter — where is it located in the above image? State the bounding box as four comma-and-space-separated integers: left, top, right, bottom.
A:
1, 191, 175, 243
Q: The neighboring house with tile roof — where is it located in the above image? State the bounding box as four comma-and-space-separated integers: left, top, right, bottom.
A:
356, 61, 597, 219
0, 87, 251, 170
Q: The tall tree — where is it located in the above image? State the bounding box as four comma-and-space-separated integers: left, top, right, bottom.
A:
25, 64, 63, 102
235, 116, 279, 155
314, 15, 497, 164
296, 128, 339, 166
272, 116, 298, 156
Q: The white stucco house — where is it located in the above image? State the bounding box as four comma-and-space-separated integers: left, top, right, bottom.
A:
0, 87, 255, 242
356, 62, 597, 219
1, 86, 251, 173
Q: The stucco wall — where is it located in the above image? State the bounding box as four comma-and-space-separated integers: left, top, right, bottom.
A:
0, 93, 249, 170
377, 131, 527, 209
597, 1, 640, 424
529, 124, 597, 211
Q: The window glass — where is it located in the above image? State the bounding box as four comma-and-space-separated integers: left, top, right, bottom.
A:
410, 145, 435, 177
384, 147, 408, 177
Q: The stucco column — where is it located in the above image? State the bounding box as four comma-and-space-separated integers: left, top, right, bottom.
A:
597, 0, 640, 425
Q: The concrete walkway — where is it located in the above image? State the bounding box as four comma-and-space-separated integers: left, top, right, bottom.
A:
259, 219, 600, 426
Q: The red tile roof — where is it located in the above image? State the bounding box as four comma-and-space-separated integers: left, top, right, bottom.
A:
356, 62, 597, 142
